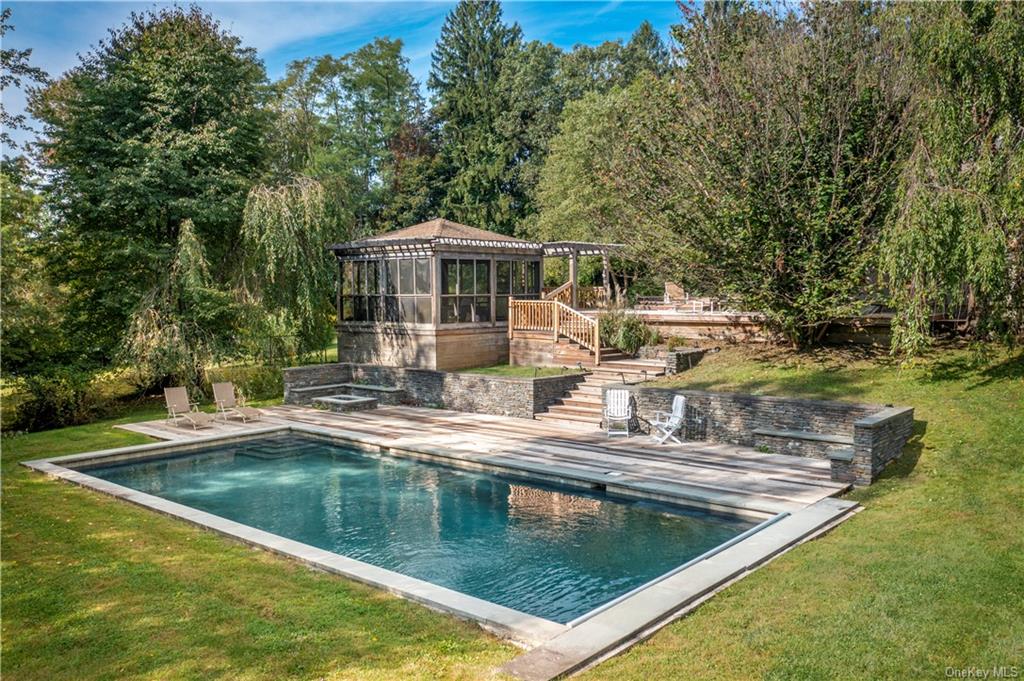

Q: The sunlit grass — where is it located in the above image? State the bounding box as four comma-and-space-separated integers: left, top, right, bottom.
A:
460, 364, 584, 378
3, 344, 1022, 679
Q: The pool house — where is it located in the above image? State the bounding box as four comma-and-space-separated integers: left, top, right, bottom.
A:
329, 218, 622, 370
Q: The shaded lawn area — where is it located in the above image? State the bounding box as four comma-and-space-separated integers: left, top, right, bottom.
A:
3, 346, 1022, 679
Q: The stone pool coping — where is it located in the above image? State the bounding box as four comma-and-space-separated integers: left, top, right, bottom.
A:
22, 425, 860, 678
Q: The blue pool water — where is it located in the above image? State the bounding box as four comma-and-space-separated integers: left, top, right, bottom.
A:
86, 434, 753, 623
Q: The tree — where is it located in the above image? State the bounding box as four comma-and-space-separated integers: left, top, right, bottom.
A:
534, 88, 629, 244
0, 159, 67, 375
29, 7, 270, 361
266, 57, 330, 180
0, 8, 48, 153
557, 21, 671, 100
239, 178, 339, 351
429, 0, 523, 234
497, 40, 564, 234
270, 39, 427, 235
878, 2, 1024, 355
606, 3, 913, 346
379, 119, 443, 229
122, 220, 242, 391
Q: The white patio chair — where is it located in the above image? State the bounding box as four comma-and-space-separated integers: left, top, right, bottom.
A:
603, 389, 634, 438
651, 394, 686, 445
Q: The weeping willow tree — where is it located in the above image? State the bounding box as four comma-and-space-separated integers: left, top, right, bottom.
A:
240, 177, 341, 355
122, 219, 240, 390
878, 2, 1024, 357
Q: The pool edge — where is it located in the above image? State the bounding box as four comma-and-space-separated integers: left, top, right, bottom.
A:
21, 424, 859, 672
20, 450, 567, 648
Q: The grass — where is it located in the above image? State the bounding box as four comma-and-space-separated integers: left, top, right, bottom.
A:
581, 345, 1024, 679
3, 344, 1022, 679
460, 363, 584, 378
1, 405, 517, 680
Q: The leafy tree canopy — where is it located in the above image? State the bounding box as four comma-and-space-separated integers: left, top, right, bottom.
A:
0, 8, 48, 153
28, 6, 271, 361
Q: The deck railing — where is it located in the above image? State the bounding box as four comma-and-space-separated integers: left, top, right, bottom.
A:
541, 282, 609, 309
509, 298, 601, 365
542, 281, 573, 305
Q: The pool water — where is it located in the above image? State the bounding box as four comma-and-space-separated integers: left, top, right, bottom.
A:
86, 434, 753, 623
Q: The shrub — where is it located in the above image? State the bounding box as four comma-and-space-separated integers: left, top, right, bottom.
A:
205, 365, 283, 402
599, 310, 661, 355
11, 367, 106, 432
666, 336, 690, 351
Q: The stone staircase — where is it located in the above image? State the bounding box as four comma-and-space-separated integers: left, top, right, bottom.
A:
534, 355, 666, 428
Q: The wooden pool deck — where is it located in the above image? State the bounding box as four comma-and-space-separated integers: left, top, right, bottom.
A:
117, 405, 848, 517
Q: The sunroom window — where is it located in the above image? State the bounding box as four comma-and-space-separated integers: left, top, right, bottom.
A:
441, 258, 491, 324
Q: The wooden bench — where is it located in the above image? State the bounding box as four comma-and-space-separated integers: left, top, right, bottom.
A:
752, 428, 854, 462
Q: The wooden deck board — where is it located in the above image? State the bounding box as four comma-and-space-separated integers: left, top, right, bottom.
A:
115, 405, 847, 514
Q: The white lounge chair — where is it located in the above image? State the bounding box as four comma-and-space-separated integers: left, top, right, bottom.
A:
212, 382, 262, 423
603, 389, 634, 438
652, 394, 687, 445
164, 386, 216, 430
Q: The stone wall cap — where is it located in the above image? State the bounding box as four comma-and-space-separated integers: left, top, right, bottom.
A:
853, 406, 914, 426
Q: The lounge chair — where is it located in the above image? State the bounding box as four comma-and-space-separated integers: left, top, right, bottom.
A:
164, 386, 216, 430
652, 394, 686, 445
603, 389, 634, 438
212, 382, 262, 423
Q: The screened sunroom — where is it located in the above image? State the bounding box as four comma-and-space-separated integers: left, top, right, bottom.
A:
329, 219, 544, 370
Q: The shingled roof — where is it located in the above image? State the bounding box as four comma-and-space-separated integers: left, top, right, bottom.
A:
363, 218, 532, 244
329, 218, 624, 258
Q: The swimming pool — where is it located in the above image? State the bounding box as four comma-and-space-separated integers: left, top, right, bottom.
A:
83, 432, 754, 624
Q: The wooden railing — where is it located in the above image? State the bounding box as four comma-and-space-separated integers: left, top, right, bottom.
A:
543, 281, 573, 305
542, 282, 609, 309
509, 298, 602, 365
576, 286, 607, 309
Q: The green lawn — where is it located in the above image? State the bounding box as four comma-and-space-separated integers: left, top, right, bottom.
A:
3, 346, 1022, 679
0, 406, 517, 680
460, 363, 583, 378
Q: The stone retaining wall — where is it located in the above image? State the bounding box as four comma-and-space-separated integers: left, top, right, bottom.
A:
602, 384, 913, 486
283, 363, 585, 420
636, 347, 707, 375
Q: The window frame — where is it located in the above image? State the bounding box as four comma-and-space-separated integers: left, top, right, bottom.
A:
340, 256, 433, 326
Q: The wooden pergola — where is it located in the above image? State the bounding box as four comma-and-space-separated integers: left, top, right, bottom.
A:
541, 241, 626, 309
326, 219, 624, 370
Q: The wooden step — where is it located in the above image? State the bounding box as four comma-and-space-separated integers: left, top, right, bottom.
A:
544, 403, 603, 417
534, 411, 602, 426
558, 396, 603, 408
600, 359, 666, 370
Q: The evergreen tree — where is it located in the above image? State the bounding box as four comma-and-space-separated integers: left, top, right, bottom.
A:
497, 40, 564, 235
621, 21, 672, 80
429, 0, 523, 233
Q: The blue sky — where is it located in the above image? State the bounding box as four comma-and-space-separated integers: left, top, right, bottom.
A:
2, 1, 682, 153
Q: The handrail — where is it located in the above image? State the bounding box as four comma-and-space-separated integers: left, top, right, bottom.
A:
542, 282, 608, 308
509, 298, 602, 365
543, 280, 573, 305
